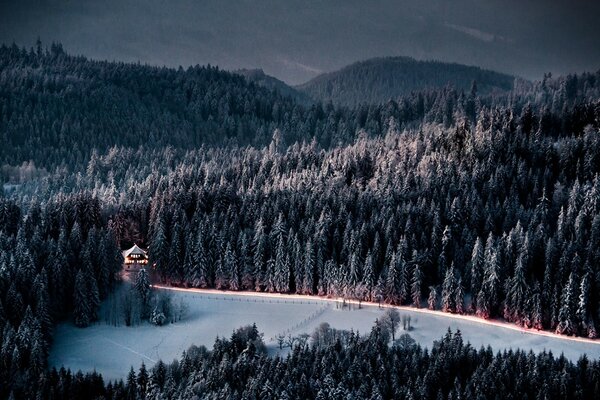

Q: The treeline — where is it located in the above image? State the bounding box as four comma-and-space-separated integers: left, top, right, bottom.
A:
0, 194, 123, 398
2, 44, 600, 397
296, 56, 517, 107
7, 91, 600, 340
2, 43, 599, 175
103, 270, 187, 327
24, 326, 600, 399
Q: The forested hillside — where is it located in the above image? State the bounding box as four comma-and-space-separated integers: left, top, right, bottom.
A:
296, 56, 517, 107
1, 44, 600, 398
235, 68, 313, 106
26, 327, 600, 399
0, 43, 301, 170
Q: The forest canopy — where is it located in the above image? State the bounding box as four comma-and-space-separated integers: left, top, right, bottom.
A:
1, 43, 600, 398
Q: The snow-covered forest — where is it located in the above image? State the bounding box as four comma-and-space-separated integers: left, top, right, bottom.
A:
1, 44, 600, 398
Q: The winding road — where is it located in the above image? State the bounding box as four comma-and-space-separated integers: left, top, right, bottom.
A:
153, 284, 600, 347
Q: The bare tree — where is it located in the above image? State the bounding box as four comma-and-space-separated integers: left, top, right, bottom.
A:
383, 309, 401, 341
285, 334, 297, 348
276, 333, 286, 349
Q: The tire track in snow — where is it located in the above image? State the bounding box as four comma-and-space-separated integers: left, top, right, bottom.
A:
103, 338, 156, 363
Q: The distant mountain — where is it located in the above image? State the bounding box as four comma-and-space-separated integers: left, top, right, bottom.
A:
235, 68, 313, 105
296, 56, 517, 107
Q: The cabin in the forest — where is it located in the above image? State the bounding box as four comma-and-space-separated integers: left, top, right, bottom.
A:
122, 244, 148, 273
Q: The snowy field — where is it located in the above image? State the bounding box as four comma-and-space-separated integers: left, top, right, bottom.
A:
49, 289, 600, 382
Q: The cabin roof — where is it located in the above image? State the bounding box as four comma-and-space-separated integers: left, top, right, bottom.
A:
123, 244, 147, 258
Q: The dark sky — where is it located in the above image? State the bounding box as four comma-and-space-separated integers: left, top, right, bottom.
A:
1, 0, 599, 85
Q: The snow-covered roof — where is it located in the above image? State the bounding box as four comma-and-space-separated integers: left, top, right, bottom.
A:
123, 244, 147, 258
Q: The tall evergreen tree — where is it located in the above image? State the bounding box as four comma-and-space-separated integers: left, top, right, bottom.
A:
556, 273, 578, 335
411, 260, 423, 307
73, 270, 91, 328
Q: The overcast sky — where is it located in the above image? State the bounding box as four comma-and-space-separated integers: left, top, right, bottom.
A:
1, 0, 599, 85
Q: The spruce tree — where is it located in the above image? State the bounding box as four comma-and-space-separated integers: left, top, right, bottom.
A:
441, 264, 457, 313
556, 273, 577, 335
135, 268, 151, 317
225, 242, 240, 291
411, 261, 423, 307
428, 286, 438, 310
73, 270, 91, 327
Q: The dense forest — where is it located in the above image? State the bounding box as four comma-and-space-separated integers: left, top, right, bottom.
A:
18, 326, 600, 399
236, 68, 313, 106
1, 44, 600, 397
295, 56, 517, 107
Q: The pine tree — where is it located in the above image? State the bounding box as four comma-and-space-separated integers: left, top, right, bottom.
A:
135, 268, 151, 317
398, 255, 409, 304
127, 366, 138, 400
455, 277, 465, 314
215, 253, 228, 290
556, 273, 577, 335
34, 279, 52, 340
253, 218, 267, 291
303, 241, 315, 295
266, 258, 276, 293
385, 252, 400, 303
182, 235, 195, 285
530, 283, 544, 330
363, 251, 375, 300
150, 215, 169, 280
86, 267, 101, 322
470, 237, 485, 310
428, 286, 438, 310
274, 235, 288, 292
225, 242, 240, 291
504, 253, 529, 324
441, 264, 457, 313
239, 233, 255, 290
438, 225, 452, 280
191, 229, 209, 288
348, 251, 362, 288
477, 238, 500, 318
73, 270, 91, 327
137, 362, 149, 398
168, 218, 185, 283
411, 261, 423, 307
576, 272, 590, 334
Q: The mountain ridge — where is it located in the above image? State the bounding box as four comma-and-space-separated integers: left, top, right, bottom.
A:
296, 56, 519, 107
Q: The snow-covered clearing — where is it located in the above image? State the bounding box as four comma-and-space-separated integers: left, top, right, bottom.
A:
49, 288, 600, 382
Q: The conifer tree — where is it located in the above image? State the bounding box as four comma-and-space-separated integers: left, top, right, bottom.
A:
441, 264, 457, 313
428, 286, 438, 310
135, 268, 151, 317
225, 242, 240, 291
411, 261, 423, 307
556, 273, 577, 335
73, 270, 91, 327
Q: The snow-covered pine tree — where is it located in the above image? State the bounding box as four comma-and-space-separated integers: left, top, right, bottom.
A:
135, 267, 151, 317
73, 270, 91, 327
191, 228, 209, 288
576, 272, 590, 334
363, 251, 375, 300
556, 273, 577, 335
428, 286, 438, 310
504, 253, 529, 324
303, 240, 315, 295
470, 237, 485, 310
455, 277, 465, 314
411, 259, 423, 307
226, 242, 240, 291
274, 235, 288, 292
385, 252, 400, 303
441, 264, 457, 313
